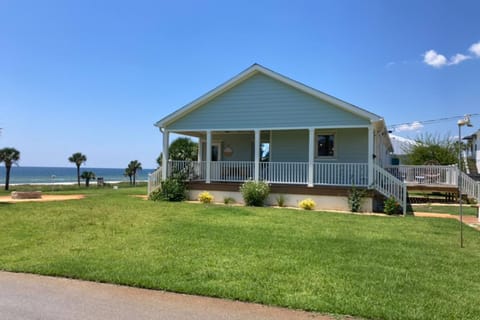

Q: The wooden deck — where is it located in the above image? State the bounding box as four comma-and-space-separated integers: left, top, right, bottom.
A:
406, 183, 458, 194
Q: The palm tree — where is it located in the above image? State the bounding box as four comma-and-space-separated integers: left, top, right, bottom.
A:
0, 147, 20, 191
80, 171, 96, 187
124, 167, 133, 185
68, 152, 87, 186
127, 160, 142, 186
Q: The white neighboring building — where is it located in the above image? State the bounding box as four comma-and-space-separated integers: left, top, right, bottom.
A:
389, 134, 416, 156
464, 130, 480, 172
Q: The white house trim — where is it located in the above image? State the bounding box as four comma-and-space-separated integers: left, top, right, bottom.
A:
161, 129, 169, 180
166, 125, 372, 133
254, 129, 260, 181
367, 126, 374, 186
206, 130, 212, 184
198, 139, 203, 162
308, 128, 315, 187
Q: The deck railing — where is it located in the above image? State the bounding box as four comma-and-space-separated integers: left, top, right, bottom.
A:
373, 164, 407, 215
384, 165, 458, 186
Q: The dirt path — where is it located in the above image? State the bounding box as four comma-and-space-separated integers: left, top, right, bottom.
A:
0, 194, 85, 203
414, 212, 480, 230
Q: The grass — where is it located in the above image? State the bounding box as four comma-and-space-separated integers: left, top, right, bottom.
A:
412, 204, 478, 216
1, 186, 480, 319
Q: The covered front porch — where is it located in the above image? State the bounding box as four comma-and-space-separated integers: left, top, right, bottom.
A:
160, 126, 386, 188
167, 160, 368, 186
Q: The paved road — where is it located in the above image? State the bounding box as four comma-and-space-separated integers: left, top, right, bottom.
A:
0, 272, 346, 320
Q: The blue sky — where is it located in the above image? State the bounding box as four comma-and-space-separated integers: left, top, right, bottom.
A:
1, 0, 479, 168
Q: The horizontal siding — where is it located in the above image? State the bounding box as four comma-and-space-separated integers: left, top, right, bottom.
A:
167, 73, 370, 130
212, 133, 253, 161
196, 129, 368, 163
271, 130, 309, 162
271, 128, 368, 163
333, 128, 368, 163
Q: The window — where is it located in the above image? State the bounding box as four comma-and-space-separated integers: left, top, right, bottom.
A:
317, 134, 335, 157
260, 142, 270, 162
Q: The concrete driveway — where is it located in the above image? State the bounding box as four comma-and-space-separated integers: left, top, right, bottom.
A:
0, 271, 352, 320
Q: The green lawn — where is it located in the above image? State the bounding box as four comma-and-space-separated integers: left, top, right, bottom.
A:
412, 204, 478, 216
1, 186, 480, 320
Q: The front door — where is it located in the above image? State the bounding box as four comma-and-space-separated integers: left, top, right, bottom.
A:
211, 144, 220, 161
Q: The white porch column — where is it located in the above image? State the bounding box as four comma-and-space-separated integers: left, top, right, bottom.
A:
161, 129, 170, 180
206, 130, 212, 184
308, 128, 315, 187
198, 138, 203, 162
254, 129, 260, 181
368, 125, 374, 186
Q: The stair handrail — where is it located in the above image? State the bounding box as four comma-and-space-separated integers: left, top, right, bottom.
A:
147, 167, 162, 195
372, 163, 407, 215
459, 169, 480, 202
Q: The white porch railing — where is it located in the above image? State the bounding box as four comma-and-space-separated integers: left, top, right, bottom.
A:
159, 161, 370, 186
314, 163, 368, 186
261, 162, 308, 184
169, 160, 206, 180
211, 161, 254, 182
373, 164, 407, 215
384, 165, 458, 186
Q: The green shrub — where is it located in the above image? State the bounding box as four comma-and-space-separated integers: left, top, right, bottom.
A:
276, 194, 286, 207
299, 198, 316, 210
240, 180, 270, 206
384, 196, 401, 215
223, 197, 236, 205
148, 188, 163, 201
198, 191, 214, 204
159, 172, 187, 202
348, 185, 367, 212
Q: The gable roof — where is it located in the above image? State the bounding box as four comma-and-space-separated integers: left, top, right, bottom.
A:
155, 64, 383, 129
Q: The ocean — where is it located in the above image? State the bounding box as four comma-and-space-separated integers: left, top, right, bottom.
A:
0, 166, 156, 185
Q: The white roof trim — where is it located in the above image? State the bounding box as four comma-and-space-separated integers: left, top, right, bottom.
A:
166, 124, 371, 133
155, 64, 382, 128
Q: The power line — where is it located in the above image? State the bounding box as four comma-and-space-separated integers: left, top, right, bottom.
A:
389, 114, 480, 129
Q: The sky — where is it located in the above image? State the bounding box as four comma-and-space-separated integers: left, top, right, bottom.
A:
1, 0, 479, 168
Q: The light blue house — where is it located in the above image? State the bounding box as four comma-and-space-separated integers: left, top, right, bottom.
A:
151, 64, 406, 212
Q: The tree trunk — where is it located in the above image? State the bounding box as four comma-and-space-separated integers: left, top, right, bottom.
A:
85, 178, 90, 187
5, 165, 11, 191
133, 170, 136, 186
76, 166, 80, 186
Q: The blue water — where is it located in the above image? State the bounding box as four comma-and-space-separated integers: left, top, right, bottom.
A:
1, 166, 156, 185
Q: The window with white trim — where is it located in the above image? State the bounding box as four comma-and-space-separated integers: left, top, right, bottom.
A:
316, 134, 335, 157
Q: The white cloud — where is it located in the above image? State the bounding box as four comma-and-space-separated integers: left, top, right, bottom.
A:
449, 53, 470, 65
423, 50, 447, 68
422, 41, 480, 68
395, 121, 424, 132
469, 41, 480, 57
